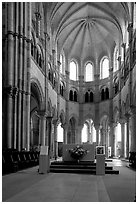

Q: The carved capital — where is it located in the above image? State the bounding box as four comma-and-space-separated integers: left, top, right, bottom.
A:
35, 12, 41, 21
127, 22, 133, 32
3, 86, 19, 98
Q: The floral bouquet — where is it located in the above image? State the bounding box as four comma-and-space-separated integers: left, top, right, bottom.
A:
69, 145, 87, 161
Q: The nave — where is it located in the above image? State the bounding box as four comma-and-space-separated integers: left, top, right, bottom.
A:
2, 159, 136, 202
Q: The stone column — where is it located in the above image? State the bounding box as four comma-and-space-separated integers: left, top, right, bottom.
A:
129, 107, 136, 152
13, 87, 18, 149
37, 111, 47, 146
76, 125, 83, 144
53, 119, 58, 159
120, 120, 125, 158
26, 2, 31, 151
95, 125, 100, 146
17, 3, 23, 151
109, 122, 115, 157
57, 60, 61, 118
46, 116, 53, 156
127, 22, 133, 106
125, 113, 130, 158
35, 11, 41, 38
62, 123, 68, 144
4, 86, 14, 149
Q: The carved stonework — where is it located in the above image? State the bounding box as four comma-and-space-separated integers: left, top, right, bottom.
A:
3, 86, 18, 98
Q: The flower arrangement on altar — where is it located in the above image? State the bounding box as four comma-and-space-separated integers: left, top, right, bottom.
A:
69, 145, 87, 160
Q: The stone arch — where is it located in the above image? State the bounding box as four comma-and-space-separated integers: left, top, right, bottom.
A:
30, 78, 45, 110
30, 79, 44, 149
83, 114, 94, 125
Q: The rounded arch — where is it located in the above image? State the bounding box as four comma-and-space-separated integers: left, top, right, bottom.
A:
69, 59, 78, 81
84, 61, 94, 82
83, 114, 94, 125
100, 56, 109, 79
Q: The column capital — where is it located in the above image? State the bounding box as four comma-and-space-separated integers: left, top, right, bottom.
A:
3, 86, 19, 98
52, 49, 56, 54
119, 118, 126, 124
57, 60, 61, 66
127, 22, 133, 32
61, 122, 68, 130
94, 74, 100, 80
36, 110, 47, 118
46, 115, 53, 122
65, 70, 70, 76
109, 67, 113, 73
35, 12, 41, 21
44, 32, 50, 41
121, 43, 126, 48
52, 118, 59, 126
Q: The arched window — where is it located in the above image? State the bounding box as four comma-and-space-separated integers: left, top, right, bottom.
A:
101, 89, 104, 101
100, 57, 109, 79
60, 81, 65, 96
105, 87, 109, 99
85, 92, 89, 103
69, 90, 73, 101
74, 91, 77, 102
90, 91, 93, 102
70, 60, 77, 81
85, 62, 94, 82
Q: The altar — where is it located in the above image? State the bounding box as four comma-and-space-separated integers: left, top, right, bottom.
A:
62, 144, 96, 162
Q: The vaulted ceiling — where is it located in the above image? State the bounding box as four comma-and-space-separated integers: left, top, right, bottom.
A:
46, 2, 129, 62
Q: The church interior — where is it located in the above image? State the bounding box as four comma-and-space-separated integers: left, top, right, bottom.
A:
2, 2, 136, 202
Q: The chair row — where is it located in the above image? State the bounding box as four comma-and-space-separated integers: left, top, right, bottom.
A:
2, 151, 39, 175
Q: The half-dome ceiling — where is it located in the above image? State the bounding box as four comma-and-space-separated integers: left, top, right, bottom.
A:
48, 2, 129, 61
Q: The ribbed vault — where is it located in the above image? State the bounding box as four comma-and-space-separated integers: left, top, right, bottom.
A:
46, 2, 129, 64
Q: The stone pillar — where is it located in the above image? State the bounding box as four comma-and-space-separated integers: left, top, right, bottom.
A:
35, 11, 41, 38
62, 123, 68, 144
95, 125, 100, 146
13, 87, 18, 149
37, 111, 47, 146
125, 114, 130, 158
26, 2, 31, 151
76, 125, 83, 144
127, 22, 133, 106
53, 119, 58, 159
57, 60, 61, 118
4, 87, 14, 148
120, 120, 125, 158
46, 116, 53, 157
129, 108, 136, 152
109, 122, 115, 157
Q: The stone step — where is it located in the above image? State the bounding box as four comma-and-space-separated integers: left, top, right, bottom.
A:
51, 161, 107, 167
50, 168, 119, 174
50, 164, 113, 170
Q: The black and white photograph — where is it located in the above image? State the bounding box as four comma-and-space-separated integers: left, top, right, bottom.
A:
2, 1, 136, 202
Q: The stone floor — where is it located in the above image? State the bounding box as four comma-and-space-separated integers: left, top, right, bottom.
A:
2, 159, 136, 202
